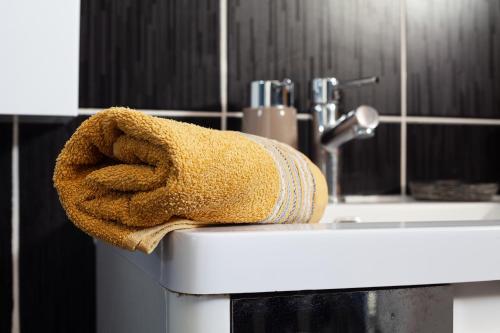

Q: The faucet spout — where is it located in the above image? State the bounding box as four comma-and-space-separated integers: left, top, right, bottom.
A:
321, 105, 379, 152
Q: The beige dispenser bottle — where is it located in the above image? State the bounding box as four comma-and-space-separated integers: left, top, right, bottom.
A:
242, 79, 298, 148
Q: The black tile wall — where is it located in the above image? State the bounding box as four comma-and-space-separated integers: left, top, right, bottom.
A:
0, 123, 12, 333
19, 118, 95, 333
408, 125, 500, 184
228, 119, 400, 195
161, 116, 221, 130
227, 0, 401, 114
298, 120, 312, 157
227, 117, 242, 131
407, 0, 500, 118
79, 0, 220, 110
340, 124, 400, 195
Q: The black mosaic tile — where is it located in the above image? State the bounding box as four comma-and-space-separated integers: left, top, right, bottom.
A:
158, 116, 221, 130
80, 0, 220, 111
408, 125, 500, 186
228, 0, 401, 115
340, 124, 400, 195
19, 117, 95, 333
407, 0, 500, 118
0, 122, 12, 333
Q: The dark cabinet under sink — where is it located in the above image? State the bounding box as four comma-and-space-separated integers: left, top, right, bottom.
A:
231, 285, 452, 333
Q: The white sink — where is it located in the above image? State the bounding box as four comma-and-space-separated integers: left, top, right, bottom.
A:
98, 197, 500, 333
102, 197, 500, 295
320, 198, 500, 223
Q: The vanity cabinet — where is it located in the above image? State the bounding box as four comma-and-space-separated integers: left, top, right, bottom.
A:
0, 0, 80, 116
97, 242, 454, 333
96, 219, 500, 333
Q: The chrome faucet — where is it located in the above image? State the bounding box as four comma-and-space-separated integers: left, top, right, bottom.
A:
310, 76, 380, 203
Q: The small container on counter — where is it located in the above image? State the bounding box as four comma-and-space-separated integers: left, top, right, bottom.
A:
242, 79, 298, 148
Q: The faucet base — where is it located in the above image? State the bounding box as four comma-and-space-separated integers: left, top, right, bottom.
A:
328, 195, 345, 204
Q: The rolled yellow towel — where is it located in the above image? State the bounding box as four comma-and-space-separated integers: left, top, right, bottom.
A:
53, 107, 328, 253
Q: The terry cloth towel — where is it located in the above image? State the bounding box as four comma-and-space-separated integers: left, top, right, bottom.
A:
53, 107, 328, 253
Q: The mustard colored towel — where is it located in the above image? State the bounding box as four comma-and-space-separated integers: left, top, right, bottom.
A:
53, 108, 328, 253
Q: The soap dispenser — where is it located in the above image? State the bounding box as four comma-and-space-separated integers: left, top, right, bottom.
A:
242, 79, 298, 148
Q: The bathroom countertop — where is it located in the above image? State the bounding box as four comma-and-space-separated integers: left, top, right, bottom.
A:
100, 219, 500, 295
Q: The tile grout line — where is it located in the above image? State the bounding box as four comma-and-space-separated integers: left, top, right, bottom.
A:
404, 116, 500, 125
400, 0, 408, 196
219, 0, 228, 130
78, 108, 500, 125
78, 109, 223, 117
11, 116, 20, 333
379, 115, 403, 123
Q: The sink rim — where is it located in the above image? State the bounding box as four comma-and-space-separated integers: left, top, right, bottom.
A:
339, 194, 500, 204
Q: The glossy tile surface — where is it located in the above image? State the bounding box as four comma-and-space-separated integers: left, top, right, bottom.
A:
340, 124, 400, 195
159, 116, 221, 130
407, 0, 500, 117
19, 118, 95, 333
228, 0, 401, 114
0, 123, 12, 333
408, 125, 500, 184
80, 0, 220, 110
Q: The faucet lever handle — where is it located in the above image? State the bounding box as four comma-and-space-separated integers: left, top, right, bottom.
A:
310, 76, 379, 105
337, 76, 379, 89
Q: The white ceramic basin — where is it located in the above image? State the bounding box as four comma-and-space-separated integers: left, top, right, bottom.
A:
320, 197, 500, 223
104, 197, 500, 295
